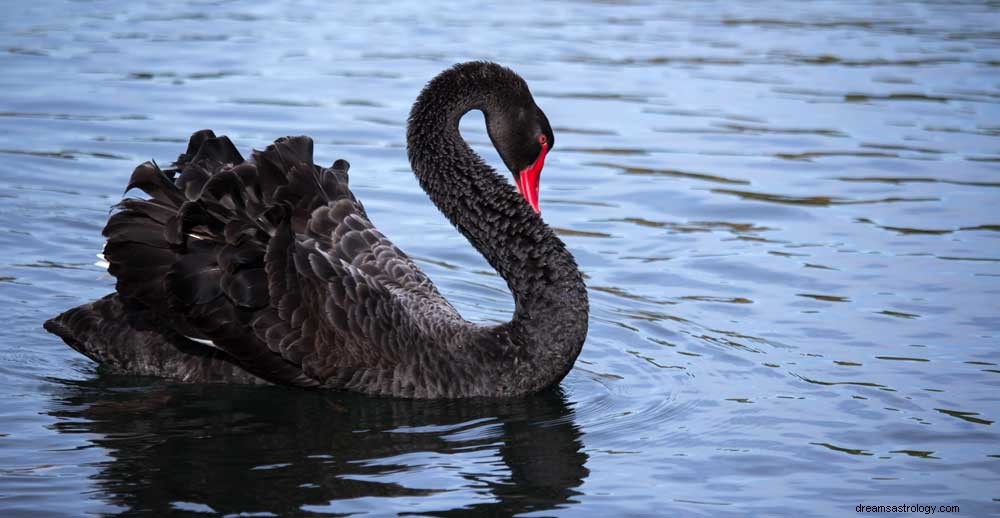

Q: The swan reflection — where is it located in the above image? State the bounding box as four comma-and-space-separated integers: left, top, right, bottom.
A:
49, 379, 588, 515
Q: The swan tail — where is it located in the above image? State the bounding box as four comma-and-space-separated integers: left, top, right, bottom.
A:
90, 130, 333, 386
43, 294, 269, 384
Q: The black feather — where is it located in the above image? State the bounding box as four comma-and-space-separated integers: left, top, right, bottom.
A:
47, 62, 590, 398
178, 165, 211, 201
221, 268, 268, 309
192, 135, 244, 166
167, 253, 223, 307
183, 129, 217, 161
125, 162, 185, 205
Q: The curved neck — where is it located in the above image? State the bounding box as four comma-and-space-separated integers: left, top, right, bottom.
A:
406, 65, 588, 387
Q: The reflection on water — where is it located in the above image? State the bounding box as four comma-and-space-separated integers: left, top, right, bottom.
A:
1, 0, 999, 515
47, 380, 586, 516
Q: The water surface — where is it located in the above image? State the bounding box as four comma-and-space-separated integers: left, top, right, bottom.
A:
1, 1, 998, 515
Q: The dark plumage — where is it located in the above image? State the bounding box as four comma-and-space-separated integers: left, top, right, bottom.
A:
45, 62, 589, 398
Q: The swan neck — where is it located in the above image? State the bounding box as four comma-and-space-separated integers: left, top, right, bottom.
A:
406, 66, 588, 375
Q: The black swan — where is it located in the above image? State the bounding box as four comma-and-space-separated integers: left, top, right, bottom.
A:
44, 61, 589, 398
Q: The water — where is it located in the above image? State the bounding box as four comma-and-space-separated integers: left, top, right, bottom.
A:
1, 0, 998, 515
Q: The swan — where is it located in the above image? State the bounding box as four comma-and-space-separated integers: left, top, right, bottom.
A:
45, 62, 589, 398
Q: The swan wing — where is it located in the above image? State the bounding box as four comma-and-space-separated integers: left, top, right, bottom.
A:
104, 130, 455, 388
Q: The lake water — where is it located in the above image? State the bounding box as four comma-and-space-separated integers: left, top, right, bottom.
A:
1, 1, 998, 516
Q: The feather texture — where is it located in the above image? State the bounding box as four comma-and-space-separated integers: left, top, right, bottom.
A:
46, 62, 589, 398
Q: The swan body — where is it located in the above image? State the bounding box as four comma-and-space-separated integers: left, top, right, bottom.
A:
45, 62, 589, 398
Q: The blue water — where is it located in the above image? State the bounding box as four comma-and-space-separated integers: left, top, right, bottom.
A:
1, 1, 999, 516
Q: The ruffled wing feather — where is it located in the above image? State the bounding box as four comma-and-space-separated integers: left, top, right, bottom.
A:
103, 130, 459, 390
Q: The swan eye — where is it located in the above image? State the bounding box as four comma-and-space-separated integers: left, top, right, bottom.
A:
538, 134, 547, 146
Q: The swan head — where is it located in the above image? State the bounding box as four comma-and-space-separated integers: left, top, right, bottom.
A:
484, 80, 555, 214
410, 61, 556, 214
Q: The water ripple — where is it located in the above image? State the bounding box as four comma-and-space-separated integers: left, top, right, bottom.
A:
1, 0, 998, 515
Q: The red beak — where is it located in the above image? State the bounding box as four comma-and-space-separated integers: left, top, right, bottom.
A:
515, 142, 548, 213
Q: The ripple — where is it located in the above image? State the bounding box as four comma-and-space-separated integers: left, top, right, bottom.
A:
0, 149, 129, 161
711, 188, 938, 206
11, 261, 89, 270
797, 293, 850, 302
845, 93, 953, 103
553, 227, 613, 238
774, 86, 992, 104
875, 356, 929, 363
719, 18, 893, 29
0, 112, 149, 121
5, 0, 1000, 514
561, 54, 749, 67
355, 116, 402, 128
538, 92, 650, 104
876, 310, 920, 319
934, 409, 994, 426
791, 374, 888, 389
591, 285, 675, 306
810, 442, 874, 456
552, 126, 618, 136
339, 99, 385, 108
560, 146, 648, 156
890, 449, 939, 459
644, 107, 766, 123
228, 98, 324, 107
590, 162, 748, 185
791, 56, 969, 67
5, 46, 48, 56
679, 295, 753, 304
836, 176, 1000, 188
860, 142, 946, 155
171, 502, 215, 514
774, 150, 899, 161
924, 125, 1000, 137
855, 218, 955, 236
715, 123, 848, 137
936, 255, 1000, 262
